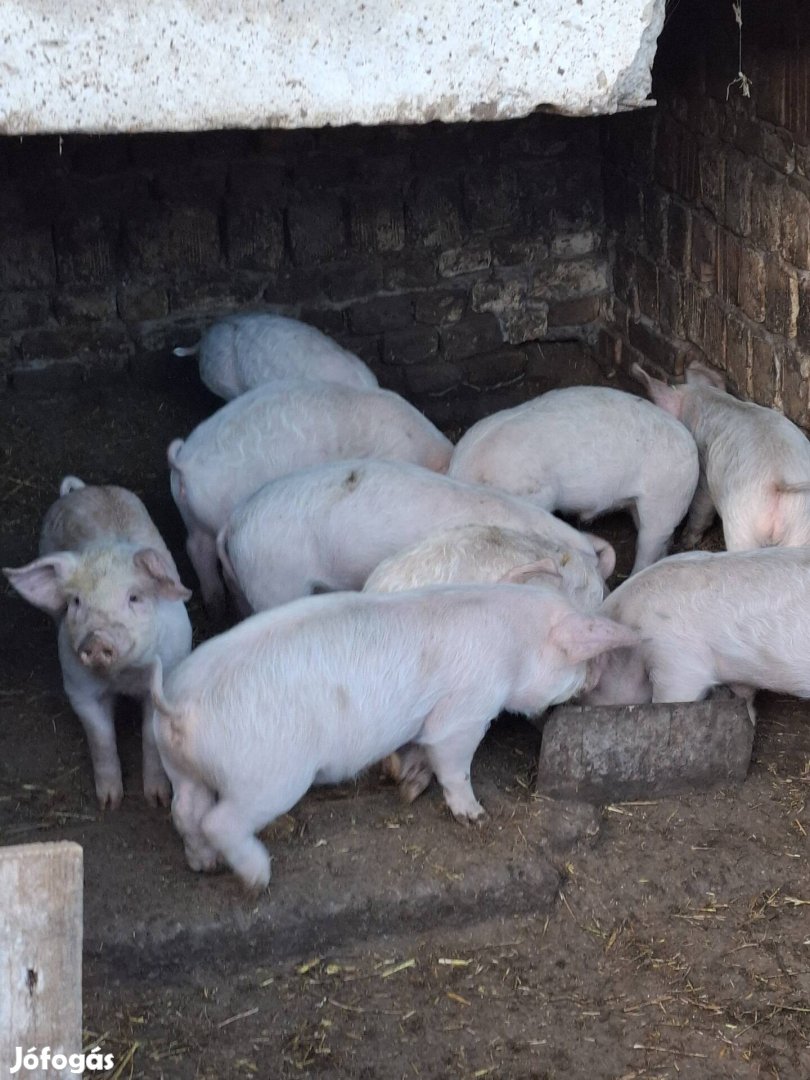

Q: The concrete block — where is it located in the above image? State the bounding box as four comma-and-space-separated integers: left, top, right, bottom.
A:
536, 699, 755, 802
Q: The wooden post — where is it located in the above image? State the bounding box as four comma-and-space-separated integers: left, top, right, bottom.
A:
0, 842, 83, 1079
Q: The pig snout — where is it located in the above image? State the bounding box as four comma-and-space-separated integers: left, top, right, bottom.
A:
78, 631, 119, 671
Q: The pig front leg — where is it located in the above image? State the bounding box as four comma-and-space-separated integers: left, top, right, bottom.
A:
64, 682, 123, 809
419, 709, 490, 824
200, 800, 273, 892
170, 776, 220, 872
186, 528, 226, 613
141, 700, 172, 807
681, 481, 716, 548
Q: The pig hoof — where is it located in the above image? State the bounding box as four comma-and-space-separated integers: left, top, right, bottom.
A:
398, 765, 434, 804
96, 781, 124, 811
448, 800, 487, 825
186, 848, 220, 874
238, 857, 272, 895
380, 752, 402, 782
144, 778, 172, 808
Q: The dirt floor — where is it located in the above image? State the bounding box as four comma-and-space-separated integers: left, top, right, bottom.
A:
1, 357, 809, 1079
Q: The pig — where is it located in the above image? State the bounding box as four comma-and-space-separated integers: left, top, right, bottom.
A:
173, 311, 378, 399
217, 458, 616, 615
3, 476, 192, 809
448, 386, 699, 574
633, 361, 810, 551
364, 523, 606, 803
581, 546, 810, 720
168, 380, 453, 610
150, 583, 638, 889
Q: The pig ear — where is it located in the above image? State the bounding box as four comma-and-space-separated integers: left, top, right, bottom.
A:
631, 363, 686, 419
550, 613, 640, 665
685, 360, 725, 390
3, 552, 79, 614
499, 557, 562, 586
133, 548, 192, 602
583, 534, 615, 580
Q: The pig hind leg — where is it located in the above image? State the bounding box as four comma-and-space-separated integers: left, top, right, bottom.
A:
681, 481, 716, 548
650, 649, 715, 704
171, 777, 219, 872
141, 700, 172, 807
382, 742, 435, 803
631, 495, 683, 574
186, 529, 225, 613
200, 800, 273, 891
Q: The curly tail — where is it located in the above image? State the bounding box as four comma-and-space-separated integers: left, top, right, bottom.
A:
173, 343, 200, 358
59, 475, 86, 497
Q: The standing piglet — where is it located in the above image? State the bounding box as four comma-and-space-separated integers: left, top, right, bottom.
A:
449, 386, 699, 574
173, 312, 378, 399
633, 361, 810, 550
218, 459, 615, 615
150, 584, 637, 889
581, 546, 810, 718
168, 380, 452, 610
4, 477, 192, 808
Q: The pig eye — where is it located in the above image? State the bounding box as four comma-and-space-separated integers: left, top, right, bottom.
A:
129, 593, 142, 605
71, 596, 81, 608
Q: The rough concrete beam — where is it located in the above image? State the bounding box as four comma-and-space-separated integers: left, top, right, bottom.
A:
2, 0, 666, 135
537, 700, 755, 802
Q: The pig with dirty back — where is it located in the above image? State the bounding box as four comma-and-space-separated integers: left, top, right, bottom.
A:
150, 583, 638, 889
217, 458, 616, 616
633, 361, 810, 550
174, 312, 378, 399
4, 477, 192, 809
168, 381, 453, 612
448, 386, 699, 574
364, 523, 608, 803
582, 546, 810, 723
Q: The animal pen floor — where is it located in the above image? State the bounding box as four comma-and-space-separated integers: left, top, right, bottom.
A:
1, 351, 809, 1080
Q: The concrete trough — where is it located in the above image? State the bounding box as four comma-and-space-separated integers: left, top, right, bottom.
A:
536, 699, 755, 803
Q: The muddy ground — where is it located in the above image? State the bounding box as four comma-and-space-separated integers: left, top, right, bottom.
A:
1, 355, 809, 1079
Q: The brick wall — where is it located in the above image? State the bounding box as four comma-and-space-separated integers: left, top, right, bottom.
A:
0, 114, 608, 425
601, 0, 810, 426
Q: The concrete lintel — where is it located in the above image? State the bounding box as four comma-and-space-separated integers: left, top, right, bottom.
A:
2, 0, 666, 135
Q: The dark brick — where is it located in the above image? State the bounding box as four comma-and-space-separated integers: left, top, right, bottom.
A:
690, 215, 717, 287
117, 285, 170, 323
350, 192, 406, 254
725, 312, 751, 397
658, 271, 684, 338
55, 215, 118, 285
225, 202, 285, 271
751, 335, 781, 406
169, 278, 262, 315
717, 230, 742, 306
153, 161, 228, 207
129, 133, 195, 169
738, 246, 767, 323
441, 314, 503, 361
0, 292, 52, 333
404, 361, 463, 397
298, 307, 346, 336
525, 341, 607, 387
324, 261, 385, 304
189, 130, 254, 161
65, 173, 150, 218
265, 266, 325, 306
723, 152, 752, 237
462, 347, 528, 389
382, 253, 437, 290
227, 160, 287, 200
288, 198, 348, 266
781, 181, 810, 270
531, 258, 608, 300
754, 51, 787, 128
682, 280, 706, 348
414, 290, 466, 326
763, 257, 798, 337
699, 148, 725, 221
53, 287, 117, 323
642, 186, 668, 263
783, 349, 809, 426
635, 255, 659, 320
438, 242, 491, 277
547, 295, 601, 327
405, 179, 463, 249
797, 278, 810, 352
655, 119, 699, 200
382, 325, 439, 366
491, 236, 549, 267
628, 317, 679, 372
18, 323, 132, 364
667, 202, 691, 273
596, 327, 622, 370
796, 142, 810, 179
10, 359, 86, 394
734, 113, 794, 174
332, 334, 382, 367
612, 247, 637, 312
126, 206, 220, 276
750, 164, 782, 248
462, 166, 520, 232
702, 298, 727, 366
0, 227, 56, 289
348, 295, 414, 335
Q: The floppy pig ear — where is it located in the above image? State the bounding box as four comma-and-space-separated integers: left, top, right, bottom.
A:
685, 360, 725, 390
631, 363, 686, 420
550, 613, 640, 665
499, 557, 562, 586
133, 548, 192, 602
3, 552, 79, 614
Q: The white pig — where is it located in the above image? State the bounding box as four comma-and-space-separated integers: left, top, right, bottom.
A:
633, 361, 810, 550
4, 476, 192, 809
581, 546, 810, 719
150, 584, 638, 889
218, 459, 616, 615
168, 381, 453, 610
449, 386, 699, 574
364, 523, 605, 803
174, 311, 378, 399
